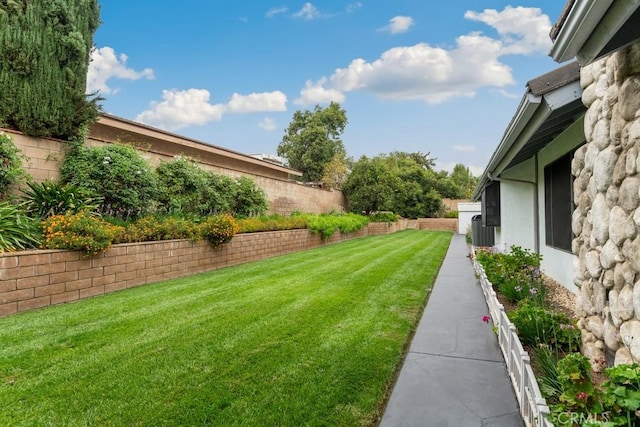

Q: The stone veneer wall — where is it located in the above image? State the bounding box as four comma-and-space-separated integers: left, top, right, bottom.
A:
0, 220, 412, 318
573, 41, 640, 369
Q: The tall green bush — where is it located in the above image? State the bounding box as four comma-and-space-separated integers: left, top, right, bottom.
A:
0, 0, 101, 139
156, 156, 211, 216
156, 157, 268, 217
232, 176, 268, 218
61, 144, 158, 219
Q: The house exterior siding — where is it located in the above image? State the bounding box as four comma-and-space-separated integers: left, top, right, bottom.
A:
494, 159, 536, 253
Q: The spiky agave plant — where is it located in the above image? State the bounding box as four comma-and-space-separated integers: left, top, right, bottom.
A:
22, 180, 101, 219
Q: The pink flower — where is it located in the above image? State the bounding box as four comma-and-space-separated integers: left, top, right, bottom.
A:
576, 392, 588, 401
482, 315, 491, 324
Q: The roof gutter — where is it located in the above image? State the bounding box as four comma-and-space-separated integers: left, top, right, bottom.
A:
472, 93, 541, 200
577, 0, 640, 64
549, 0, 615, 63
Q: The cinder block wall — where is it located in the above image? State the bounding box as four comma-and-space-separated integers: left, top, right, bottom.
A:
5, 130, 346, 215
417, 218, 458, 232
0, 222, 416, 317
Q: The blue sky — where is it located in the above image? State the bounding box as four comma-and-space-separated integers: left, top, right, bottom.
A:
89, 1, 567, 175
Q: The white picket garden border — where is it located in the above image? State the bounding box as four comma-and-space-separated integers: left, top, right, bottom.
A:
472, 250, 554, 427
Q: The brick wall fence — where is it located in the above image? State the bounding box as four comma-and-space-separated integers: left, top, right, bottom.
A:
417, 218, 458, 232
0, 220, 424, 317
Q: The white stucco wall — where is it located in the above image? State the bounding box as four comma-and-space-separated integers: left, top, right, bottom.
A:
458, 202, 480, 234
536, 118, 584, 293
494, 158, 536, 252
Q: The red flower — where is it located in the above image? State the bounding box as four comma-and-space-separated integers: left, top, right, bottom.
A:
482, 315, 491, 324
576, 392, 588, 401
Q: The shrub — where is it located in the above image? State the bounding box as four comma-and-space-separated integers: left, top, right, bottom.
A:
42, 211, 124, 256
61, 144, 158, 219
0, 201, 41, 251
368, 212, 399, 223
22, 180, 101, 219
156, 156, 213, 216
475, 245, 545, 304
444, 210, 459, 218
304, 213, 369, 239
0, 131, 27, 199
200, 214, 238, 247
509, 301, 580, 352
116, 215, 201, 243
236, 215, 308, 233
232, 176, 268, 218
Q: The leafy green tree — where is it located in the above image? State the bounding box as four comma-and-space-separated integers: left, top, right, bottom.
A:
0, 0, 101, 139
450, 163, 478, 198
322, 152, 349, 190
277, 102, 347, 182
343, 152, 445, 218
342, 156, 399, 214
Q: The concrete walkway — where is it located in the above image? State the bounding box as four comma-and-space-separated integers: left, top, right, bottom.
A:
380, 234, 523, 427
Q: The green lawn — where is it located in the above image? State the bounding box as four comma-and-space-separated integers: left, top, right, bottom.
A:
0, 230, 451, 426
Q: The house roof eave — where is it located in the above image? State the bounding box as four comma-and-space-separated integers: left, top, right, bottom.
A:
472, 69, 584, 201
472, 93, 541, 201
550, 0, 640, 64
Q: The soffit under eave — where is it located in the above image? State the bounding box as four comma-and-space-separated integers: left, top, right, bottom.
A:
504, 97, 586, 170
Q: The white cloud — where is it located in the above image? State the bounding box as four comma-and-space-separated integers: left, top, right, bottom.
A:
295, 78, 345, 105
136, 89, 225, 130
294, 2, 320, 20
266, 6, 288, 18
464, 6, 552, 55
87, 46, 154, 94
346, 2, 362, 13
454, 145, 477, 152
259, 117, 277, 131
227, 91, 287, 113
380, 16, 414, 34
328, 36, 512, 104
297, 6, 552, 105
136, 89, 288, 130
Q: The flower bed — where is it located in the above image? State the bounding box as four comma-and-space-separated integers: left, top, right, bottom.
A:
474, 247, 640, 427
473, 255, 553, 427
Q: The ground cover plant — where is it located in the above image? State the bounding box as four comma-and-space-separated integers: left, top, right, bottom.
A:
0, 230, 451, 426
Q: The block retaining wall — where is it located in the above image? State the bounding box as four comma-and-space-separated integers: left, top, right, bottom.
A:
0, 220, 417, 317
417, 218, 458, 232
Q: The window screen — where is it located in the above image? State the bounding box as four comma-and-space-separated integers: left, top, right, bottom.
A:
544, 152, 573, 251
482, 182, 500, 227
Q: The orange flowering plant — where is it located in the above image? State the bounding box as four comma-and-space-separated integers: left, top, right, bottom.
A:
42, 211, 124, 256
116, 216, 200, 243
199, 214, 238, 247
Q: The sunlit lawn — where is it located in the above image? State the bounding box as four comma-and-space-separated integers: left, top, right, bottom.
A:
0, 230, 451, 426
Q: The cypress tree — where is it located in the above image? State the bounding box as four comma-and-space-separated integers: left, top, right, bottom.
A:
0, 0, 101, 140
